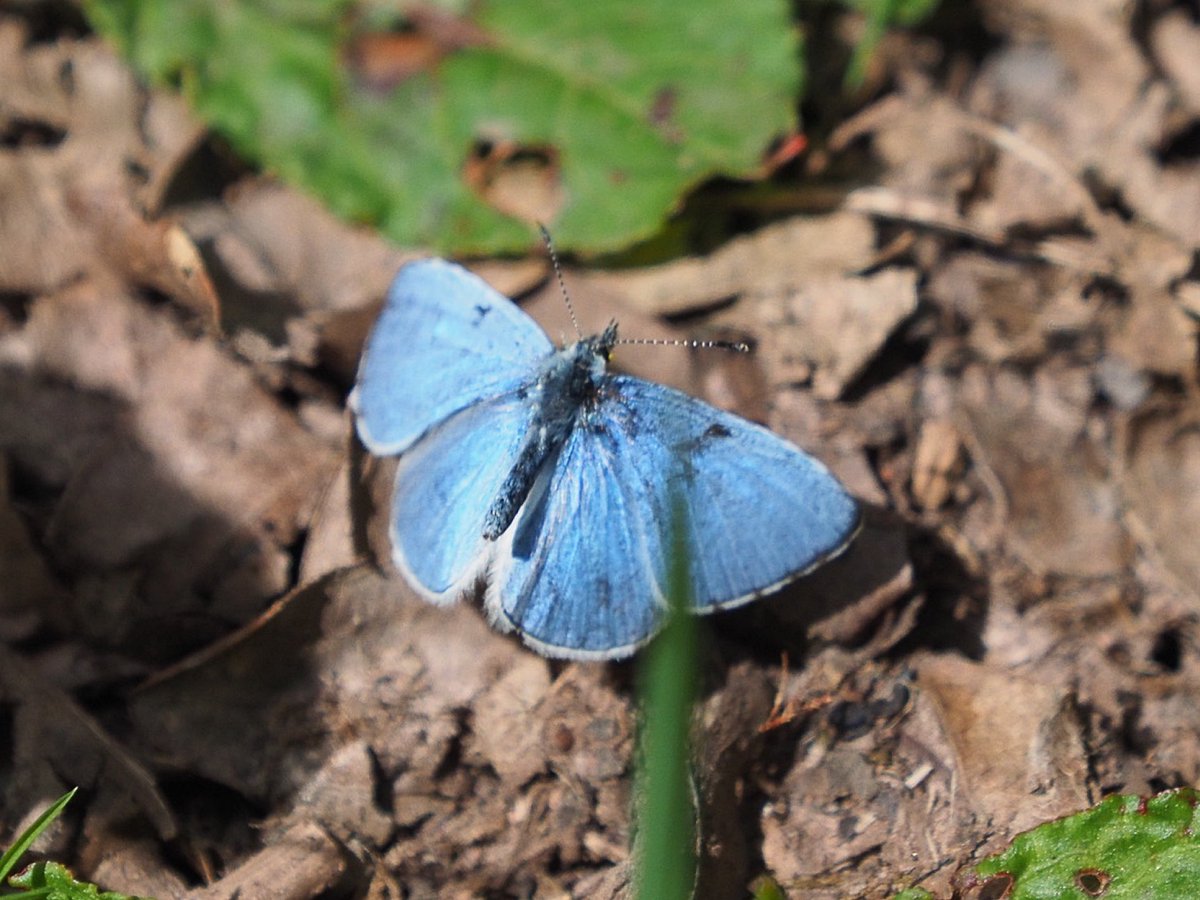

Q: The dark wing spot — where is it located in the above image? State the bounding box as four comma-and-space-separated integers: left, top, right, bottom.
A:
676, 422, 732, 455
596, 576, 613, 609
669, 422, 734, 481
473, 304, 492, 324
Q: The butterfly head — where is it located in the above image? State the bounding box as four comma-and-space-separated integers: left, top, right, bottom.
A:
557, 321, 618, 406
570, 320, 616, 362
595, 321, 618, 359
585, 320, 619, 374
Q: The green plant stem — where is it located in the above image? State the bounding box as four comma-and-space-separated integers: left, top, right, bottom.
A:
636, 502, 698, 900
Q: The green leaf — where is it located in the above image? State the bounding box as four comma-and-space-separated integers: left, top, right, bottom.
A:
969, 788, 1200, 899
0, 789, 76, 884
83, 0, 803, 253
9, 861, 145, 900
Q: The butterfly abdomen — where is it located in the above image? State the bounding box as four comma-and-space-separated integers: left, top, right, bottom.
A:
483, 431, 555, 539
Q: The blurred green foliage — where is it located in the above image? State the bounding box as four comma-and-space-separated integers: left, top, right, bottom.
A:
84, 0, 799, 253
84, 0, 937, 254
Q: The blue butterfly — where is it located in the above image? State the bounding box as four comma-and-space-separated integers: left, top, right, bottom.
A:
350, 259, 859, 659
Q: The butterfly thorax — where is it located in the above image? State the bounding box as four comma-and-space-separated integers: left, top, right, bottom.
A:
561, 321, 617, 408
481, 322, 618, 540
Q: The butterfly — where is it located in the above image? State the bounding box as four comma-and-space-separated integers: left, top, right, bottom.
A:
350, 258, 859, 659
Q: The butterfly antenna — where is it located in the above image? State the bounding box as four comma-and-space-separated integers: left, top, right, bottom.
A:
537, 223, 748, 353
617, 336, 751, 354
538, 223, 583, 339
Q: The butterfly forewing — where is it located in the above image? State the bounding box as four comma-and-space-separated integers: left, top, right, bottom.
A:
351, 259, 553, 455
602, 377, 860, 612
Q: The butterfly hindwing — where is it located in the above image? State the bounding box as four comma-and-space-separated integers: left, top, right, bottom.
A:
486, 415, 667, 658
389, 389, 542, 603
350, 259, 553, 455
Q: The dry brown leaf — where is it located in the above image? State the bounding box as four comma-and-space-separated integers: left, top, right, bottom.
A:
1150, 10, 1200, 116
289, 740, 394, 846
833, 85, 980, 205
298, 458, 359, 584
917, 653, 1091, 837
0, 278, 339, 647
1125, 407, 1200, 598
0, 644, 177, 841
957, 363, 1132, 576
757, 267, 919, 399
0, 25, 221, 326
573, 212, 879, 318
187, 823, 346, 900
83, 830, 191, 900
911, 419, 964, 510
760, 665, 975, 898
187, 181, 406, 318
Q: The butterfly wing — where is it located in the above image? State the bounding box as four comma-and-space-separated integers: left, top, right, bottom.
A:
609, 377, 860, 613
388, 390, 542, 603
485, 415, 667, 658
350, 259, 553, 455
487, 376, 859, 658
